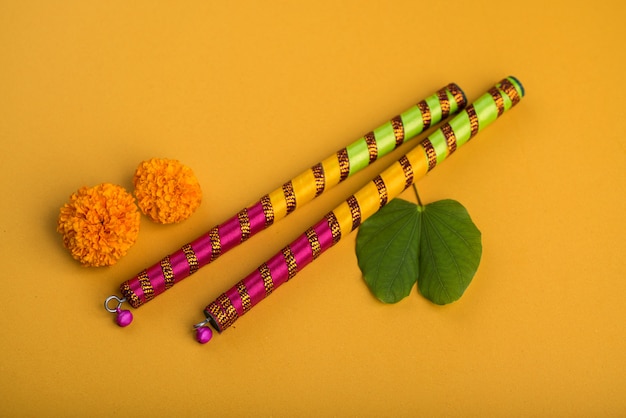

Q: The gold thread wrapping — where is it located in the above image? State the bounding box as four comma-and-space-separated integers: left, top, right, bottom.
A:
181, 244, 199, 275
488, 87, 505, 117
499, 79, 521, 105
260, 194, 275, 226
447, 83, 467, 108
305, 227, 322, 260
346, 195, 361, 231
282, 181, 297, 215
337, 148, 350, 181
207, 300, 230, 329
391, 116, 405, 148
160, 256, 175, 289
237, 208, 251, 242
437, 88, 451, 119
399, 155, 415, 188
120, 281, 141, 308
466, 105, 480, 138
421, 139, 437, 172
311, 163, 325, 197
326, 212, 342, 244
209, 226, 221, 261
332, 203, 354, 239
442, 123, 457, 154
364, 132, 378, 163
417, 101, 431, 130
137, 270, 154, 301
373, 175, 388, 208
236, 281, 252, 313
259, 263, 274, 296
217, 293, 238, 328
281, 246, 298, 280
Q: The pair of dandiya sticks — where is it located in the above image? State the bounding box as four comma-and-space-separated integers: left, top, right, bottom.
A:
104, 76, 525, 344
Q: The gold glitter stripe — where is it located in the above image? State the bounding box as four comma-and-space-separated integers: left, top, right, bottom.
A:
160, 256, 175, 290
282, 181, 297, 215
305, 227, 322, 260
466, 105, 479, 138
447, 83, 466, 108
437, 88, 451, 119
237, 208, 251, 242
137, 270, 154, 301
417, 101, 431, 130
236, 281, 252, 313
398, 155, 415, 189
217, 293, 238, 328
260, 194, 274, 226
259, 263, 274, 296
422, 139, 437, 172
488, 87, 505, 117
209, 226, 221, 261
311, 163, 325, 197
326, 212, 342, 244
442, 123, 457, 154
364, 132, 378, 163
206, 302, 229, 330
281, 246, 298, 280
391, 116, 405, 147
337, 148, 350, 181
346, 195, 361, 231
373, 175, 388, 208
499, 79, 521, 106
120, 281, 141, 308
181, 244, 199, 275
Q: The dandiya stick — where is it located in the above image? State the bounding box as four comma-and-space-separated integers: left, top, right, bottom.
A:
195, 76, 525, 343
104, 83, 467, 325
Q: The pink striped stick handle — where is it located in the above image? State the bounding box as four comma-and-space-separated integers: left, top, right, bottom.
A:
198, 77, 525, 339
105, 83, 466, 315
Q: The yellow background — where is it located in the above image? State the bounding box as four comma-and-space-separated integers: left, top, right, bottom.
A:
1, 1, 624, 416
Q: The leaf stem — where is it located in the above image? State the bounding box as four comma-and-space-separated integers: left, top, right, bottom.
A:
412, 183, 424, 207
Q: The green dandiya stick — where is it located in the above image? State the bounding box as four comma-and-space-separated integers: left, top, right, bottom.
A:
195, 76, 524, 343
105, 83, 466, 326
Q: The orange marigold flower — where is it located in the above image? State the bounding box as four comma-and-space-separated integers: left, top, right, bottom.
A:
57, 183, 141, 267
133, 158, 202, 224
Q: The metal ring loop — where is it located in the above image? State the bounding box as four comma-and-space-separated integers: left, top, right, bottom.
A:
193, 318, 210, 329
104, 295, 126, 313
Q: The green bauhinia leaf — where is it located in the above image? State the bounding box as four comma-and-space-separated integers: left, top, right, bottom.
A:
355, 198, 482, 305
356, 199, 420, 303
417, 200, 482, 305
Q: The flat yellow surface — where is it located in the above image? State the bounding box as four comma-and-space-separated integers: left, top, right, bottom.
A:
1, 1, 625, 416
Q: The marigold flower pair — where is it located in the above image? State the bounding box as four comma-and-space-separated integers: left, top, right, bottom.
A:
57, 158, 202, 267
